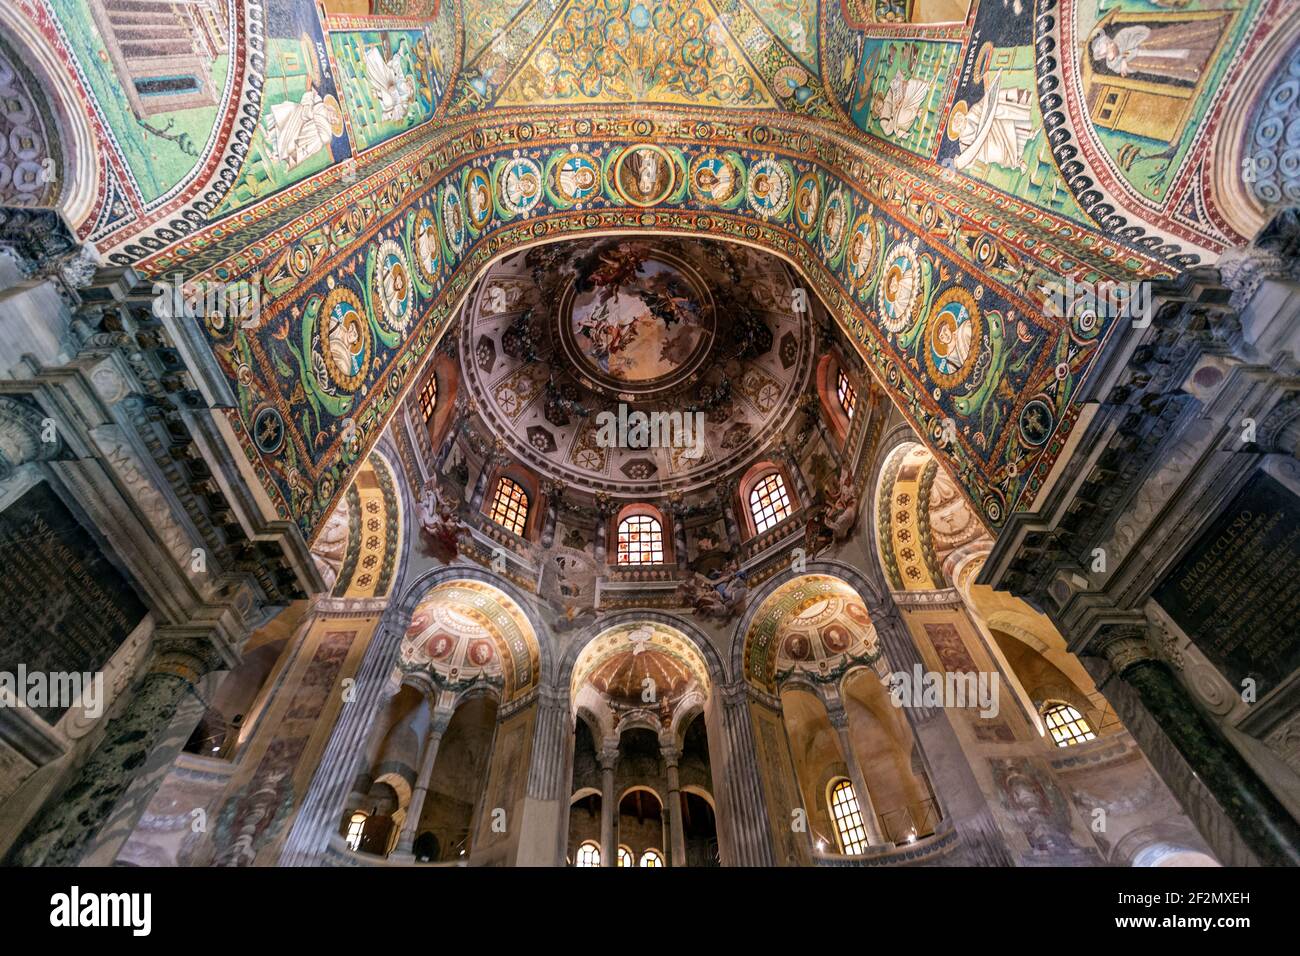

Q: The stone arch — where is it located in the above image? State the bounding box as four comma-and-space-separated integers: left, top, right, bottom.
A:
310, 447, 407, 599
0, 8, 100, 225
561, 609, 729, 692
873, 438, 992, 593
731, 559, 890, 692
395, 568, 549, 701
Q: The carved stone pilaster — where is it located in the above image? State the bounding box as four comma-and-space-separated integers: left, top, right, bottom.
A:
6, 626, 229, 867
0, 396, 61, 482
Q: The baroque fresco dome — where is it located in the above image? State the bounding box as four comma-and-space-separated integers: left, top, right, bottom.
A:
460, 236, 813, 496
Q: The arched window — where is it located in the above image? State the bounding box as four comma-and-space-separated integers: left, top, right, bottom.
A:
617, 513, 664, 565
837, 368, 857, 420
638, 849, 664, 867
617, 846, 634, 868
345, 811, 368, 852
1042, 702, 1096, 747
488, 477, 529, 535
574, 841, 601, 867
828, 778, 869, 856
419, 373, 438, 422
749, 471, 792, 533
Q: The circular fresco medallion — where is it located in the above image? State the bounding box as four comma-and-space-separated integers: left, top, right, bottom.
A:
690, 151, 741, 205
783, 634, 812, 661
442, 184, 465, 255
559, 246, 716, 394
820, 187, 848, 258
878, 241, 922, 333
467, 638, 497, 667
794, 172, 820, 233
845, 601, 870, 627
499, 156, 543, 216
924, 286, 981, 387
318, 286, 371, 392
424, 631, 456, 661
746, 158, 791, 217
465, 167, 492, 230
846, 213, 877, 288
373, 239, 414, 333
821, 623, 852, 654
614, 144, 676, 207
554, 151, 600, 205
413, 208, 440, 283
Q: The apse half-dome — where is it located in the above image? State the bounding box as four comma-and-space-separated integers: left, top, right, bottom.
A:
460, 236, 813, 496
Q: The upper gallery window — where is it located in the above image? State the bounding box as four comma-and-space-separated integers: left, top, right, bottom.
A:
1042, 702, 1097, 747
488, 477, 529, 536
750, 471, 792, 533
638, 849, 664, 867
617, 846, 634, 868
345, 811, 367, 852
837, 367, 857, 420
828, 778, 869, 856
617, 513, 665, 565
574, 841, 601, 867
419, 374, 438, 422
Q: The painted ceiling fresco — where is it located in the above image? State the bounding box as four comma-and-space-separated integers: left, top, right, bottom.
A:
449, 0, 836, 116
16, 0, 1294, 546
460, 237, 811, 495
14, 0, 457, 250
875, 442, 991, 591
742, 574, 880, 693
400, 579, 541, 700
570, 621, 712, 710
310, 451, 404, 598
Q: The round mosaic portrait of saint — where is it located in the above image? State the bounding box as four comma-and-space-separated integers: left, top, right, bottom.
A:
559, 242, 716, 393
614, 144, 677, 207
318, 286, 371, 392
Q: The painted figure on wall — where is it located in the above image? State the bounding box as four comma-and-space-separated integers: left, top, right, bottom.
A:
1087, 15, 1228, 87
364, 43, 416, 122
950, 72, 1035, 174
264, 86, 344, 171
871, 46, 931, 139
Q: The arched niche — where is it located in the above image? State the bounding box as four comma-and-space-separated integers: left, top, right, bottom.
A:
564, 616, 724, 866
311, 450, 406, 599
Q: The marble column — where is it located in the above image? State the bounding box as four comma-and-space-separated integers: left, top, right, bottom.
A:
717, 684, 776, 865
469, 451, 505, 512
669, 496, 689, 571
392, 707, 453, 857
1094, 630, 1300, 866
518, 686, 572, 866
779, 444, 811, 506
661, 742, 687, 866
280, 613, 408, 866
827, 702, 886, 846
598, 740, 619, 867
7, 633, 227, 866
594, 494, 612, 570
717, 483, 742, 552
540, 482, 561, 549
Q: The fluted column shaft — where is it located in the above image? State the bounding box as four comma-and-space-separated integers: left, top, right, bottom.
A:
598, 742, 618, 866
662, 744, 686, 866
828, 706, 885, 846
8, 633, 226, 866
393, 709, 452, 856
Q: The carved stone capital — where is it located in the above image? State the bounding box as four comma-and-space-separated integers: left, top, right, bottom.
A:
1092, 627, 1157, 675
